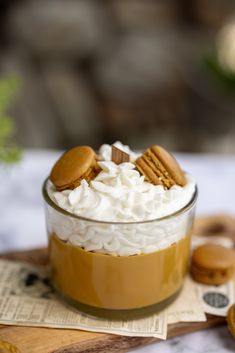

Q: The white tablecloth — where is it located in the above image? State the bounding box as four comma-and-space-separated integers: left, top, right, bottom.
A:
1, 150, 235, 352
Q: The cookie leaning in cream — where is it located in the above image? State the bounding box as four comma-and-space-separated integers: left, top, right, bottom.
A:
48, 142, 196, 256
135, 145, 186, 188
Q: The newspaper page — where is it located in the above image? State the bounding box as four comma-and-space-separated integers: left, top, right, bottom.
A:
167, 277, 206, 324
196, 279, 234, 317
0, 259, 167, 339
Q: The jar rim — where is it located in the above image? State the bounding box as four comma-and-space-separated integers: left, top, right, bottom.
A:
42, 177, 198, 225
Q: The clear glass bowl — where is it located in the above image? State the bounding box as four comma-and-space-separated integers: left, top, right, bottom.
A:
43, 178, 197, 319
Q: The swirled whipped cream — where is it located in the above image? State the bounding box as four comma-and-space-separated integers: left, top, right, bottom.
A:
48, 142, 196, 256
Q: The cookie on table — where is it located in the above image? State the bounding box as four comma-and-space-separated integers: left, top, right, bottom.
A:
191, 244, 235, 285
135, 145, 186, 188
194, 214, 235, 241
227, 303, 235, 339
50, 146, 101, 191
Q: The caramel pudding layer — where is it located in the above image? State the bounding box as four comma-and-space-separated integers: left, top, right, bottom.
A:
50, 233, 191, 310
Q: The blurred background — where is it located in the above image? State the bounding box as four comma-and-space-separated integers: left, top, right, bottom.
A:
1, 0, 235, 153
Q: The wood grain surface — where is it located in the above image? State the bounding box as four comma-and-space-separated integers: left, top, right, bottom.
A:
0, 246, 226, 353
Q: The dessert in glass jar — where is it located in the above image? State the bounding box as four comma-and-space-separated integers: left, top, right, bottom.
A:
43, 142, 197, 319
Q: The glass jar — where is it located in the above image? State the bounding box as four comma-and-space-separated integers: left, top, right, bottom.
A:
43, 178, 197, 319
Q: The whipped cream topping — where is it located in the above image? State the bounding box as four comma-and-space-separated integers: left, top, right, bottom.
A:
51, 161, 195, 223
47, 142, 196, 256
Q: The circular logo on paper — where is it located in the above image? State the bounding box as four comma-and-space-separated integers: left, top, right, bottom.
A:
203, 292, 229, 308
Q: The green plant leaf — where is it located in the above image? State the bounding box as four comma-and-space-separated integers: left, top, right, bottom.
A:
0, 76, 20, 116
0, 117, 14, 140
0, 145, 21, 163
0, 75, 21, 164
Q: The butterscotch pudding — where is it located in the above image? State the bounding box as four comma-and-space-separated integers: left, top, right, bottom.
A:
43, 142, 197, 318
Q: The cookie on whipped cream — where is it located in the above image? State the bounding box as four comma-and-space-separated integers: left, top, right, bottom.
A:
135, 145, 186, 188
50, 146, 100, 191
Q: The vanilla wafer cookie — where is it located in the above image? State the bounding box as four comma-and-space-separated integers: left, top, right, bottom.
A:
135, 145, 186, 188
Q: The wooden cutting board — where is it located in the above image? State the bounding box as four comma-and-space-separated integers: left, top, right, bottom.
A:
2, 214, 235, 353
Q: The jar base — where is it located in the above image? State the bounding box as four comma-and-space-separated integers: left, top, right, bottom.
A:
54, 284, 182, 320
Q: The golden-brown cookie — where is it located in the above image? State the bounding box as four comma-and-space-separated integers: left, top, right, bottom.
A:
50, 146, 101, 191
191, 244, 235, 285
227, 303, 235, 339
194, 214, 235, 241
135, 145, 186, 188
